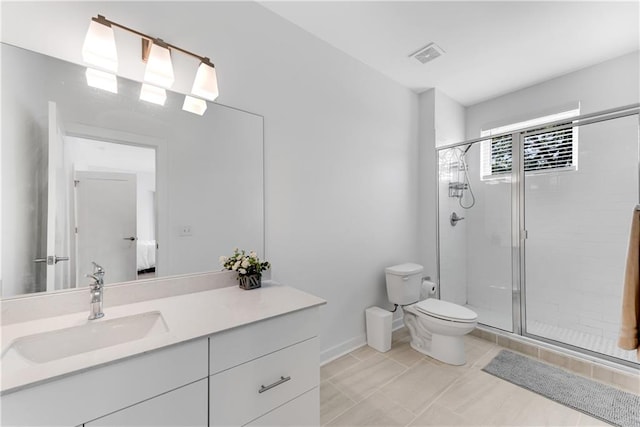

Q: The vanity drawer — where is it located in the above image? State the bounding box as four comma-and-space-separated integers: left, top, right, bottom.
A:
209, 337, 319, 426
209, 306, 319, 374
1, 338, 208, 427
85, 379, 208, 426
244, 387, 319, 426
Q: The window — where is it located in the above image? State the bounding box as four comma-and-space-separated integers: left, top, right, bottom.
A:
480, 109, 579, 180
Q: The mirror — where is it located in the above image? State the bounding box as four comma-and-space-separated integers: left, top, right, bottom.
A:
1, 43, 264, 297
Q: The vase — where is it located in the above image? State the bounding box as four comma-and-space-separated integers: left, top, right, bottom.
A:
238, 273, 261, 290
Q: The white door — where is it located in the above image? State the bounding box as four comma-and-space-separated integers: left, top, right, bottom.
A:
41, 101, 71, 292
75, 171, 137, 285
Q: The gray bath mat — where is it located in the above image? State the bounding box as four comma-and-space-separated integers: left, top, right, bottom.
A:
482, 350, 640, 427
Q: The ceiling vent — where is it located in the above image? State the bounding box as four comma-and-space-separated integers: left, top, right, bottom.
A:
410, 43, 445, 64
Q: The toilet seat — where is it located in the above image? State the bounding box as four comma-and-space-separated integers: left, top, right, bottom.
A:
415, 299, 477, 323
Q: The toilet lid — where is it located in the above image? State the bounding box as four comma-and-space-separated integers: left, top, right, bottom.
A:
415, 299, 478, 322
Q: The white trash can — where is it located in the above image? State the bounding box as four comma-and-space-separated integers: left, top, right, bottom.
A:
365, 306, 392, 352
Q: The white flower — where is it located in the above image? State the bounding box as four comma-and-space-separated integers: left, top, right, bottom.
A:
250, 251, 257, 258
239, 268, 247, 274
241, 259, 250, 268
232, 261, 240, 271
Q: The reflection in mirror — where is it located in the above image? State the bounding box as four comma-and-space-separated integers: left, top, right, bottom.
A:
1, 43, 264, 297
71, 140, 157, 286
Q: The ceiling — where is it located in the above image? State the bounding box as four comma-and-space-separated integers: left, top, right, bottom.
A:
260, 1, 640, 106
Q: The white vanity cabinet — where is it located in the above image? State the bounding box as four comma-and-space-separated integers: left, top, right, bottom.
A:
85, 379, 208, 426
209, 307, 321, 426
1, 286, 323, 427
1, 338, 209, 427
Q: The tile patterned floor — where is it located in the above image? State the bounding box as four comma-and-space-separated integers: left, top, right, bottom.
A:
320, 328, 613, 426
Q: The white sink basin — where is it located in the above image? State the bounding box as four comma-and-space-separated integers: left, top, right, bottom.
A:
4, 311, 168, 364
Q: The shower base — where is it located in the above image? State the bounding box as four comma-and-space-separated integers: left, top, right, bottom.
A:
527, 320, 638, 364
466, 304, 638, 364
465, 304, 512, 332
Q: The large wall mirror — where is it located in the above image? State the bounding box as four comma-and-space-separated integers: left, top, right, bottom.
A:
1, 43, 264, 298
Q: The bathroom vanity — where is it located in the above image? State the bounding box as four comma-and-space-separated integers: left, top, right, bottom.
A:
1, 273, 325, 426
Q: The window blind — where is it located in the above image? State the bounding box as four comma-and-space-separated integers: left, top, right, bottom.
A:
480, 109, 579, 179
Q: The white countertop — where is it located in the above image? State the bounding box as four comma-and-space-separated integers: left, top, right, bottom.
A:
0, 282, 326, 395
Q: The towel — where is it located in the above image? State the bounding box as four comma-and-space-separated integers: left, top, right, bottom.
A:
618, 208, 640, 355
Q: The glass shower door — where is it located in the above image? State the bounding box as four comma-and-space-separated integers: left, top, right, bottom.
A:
523, 114, 639, 364
438, 141, 513, 332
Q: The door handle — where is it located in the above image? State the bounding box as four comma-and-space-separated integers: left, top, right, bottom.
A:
34, 256, 69, 265
123, 237, 137, 241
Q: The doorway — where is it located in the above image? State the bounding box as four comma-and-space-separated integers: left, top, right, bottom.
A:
66, 137, 157, 287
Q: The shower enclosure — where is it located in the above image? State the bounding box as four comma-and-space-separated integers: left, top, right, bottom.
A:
437, 104, 640, 366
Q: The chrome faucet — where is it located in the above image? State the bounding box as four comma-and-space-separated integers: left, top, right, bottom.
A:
87, 262, 105, 320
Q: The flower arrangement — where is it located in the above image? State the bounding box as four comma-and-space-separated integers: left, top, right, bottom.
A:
219, 249, 270, 277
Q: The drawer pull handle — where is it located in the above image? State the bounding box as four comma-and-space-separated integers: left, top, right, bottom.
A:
259, 376, 291, 394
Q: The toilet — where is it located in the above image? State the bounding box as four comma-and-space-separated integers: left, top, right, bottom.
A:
385, 263, 477, 366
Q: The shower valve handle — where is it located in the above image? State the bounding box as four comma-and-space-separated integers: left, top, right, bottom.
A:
450, 212, 465, 226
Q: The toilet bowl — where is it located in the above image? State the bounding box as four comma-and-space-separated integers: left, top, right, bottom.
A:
403, 299, 477, 365
385, 263, 477, 366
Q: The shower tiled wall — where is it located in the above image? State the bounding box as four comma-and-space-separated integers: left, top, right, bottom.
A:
523, 116, 637, 342
464, 115, 638, 344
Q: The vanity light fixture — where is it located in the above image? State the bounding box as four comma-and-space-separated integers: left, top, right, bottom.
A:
143, 40, 175, 88
182, 96, 207, 116
82, 14, 219, 114
191, 60, 219, 101
85, 68, 118, 94
140, 83, 167, 106
82, 16, 118, 72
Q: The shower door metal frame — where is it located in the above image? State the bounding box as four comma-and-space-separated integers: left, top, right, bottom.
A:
511, 131, 525, 336
435, 103, 640, 367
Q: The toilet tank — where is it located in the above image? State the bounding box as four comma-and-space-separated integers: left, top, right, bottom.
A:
385, 263, 424, 305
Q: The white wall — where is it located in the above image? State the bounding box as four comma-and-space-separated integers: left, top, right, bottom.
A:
0, 46, 48, 296
434, 91, 466, 149
434, 90, 467, 306
1, 2, 419, 359
417, 90, 436, 282
465, 51, 640, 337
418, 89, 466, 304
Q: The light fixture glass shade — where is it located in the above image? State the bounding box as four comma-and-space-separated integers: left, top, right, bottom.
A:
182, 96, 207, 116
191, 62, 219, 101
85, 68, 118, 93
144, 42, 174, 88
139, 83, 167, 106
82, 20, 118, 72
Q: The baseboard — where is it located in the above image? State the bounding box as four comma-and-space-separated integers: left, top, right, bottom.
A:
393, 317, 404, 331
320, 320, 406, 366
320, 334, 367, 365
